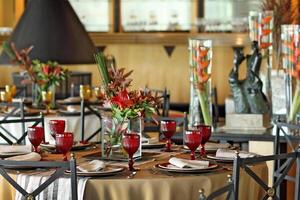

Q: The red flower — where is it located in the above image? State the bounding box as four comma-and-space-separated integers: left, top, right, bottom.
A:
111, 90, 134, 109
53, 67, 61, 76
42, 65, 50, 75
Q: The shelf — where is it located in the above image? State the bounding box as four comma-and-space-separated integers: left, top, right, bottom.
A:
0, 32, 251, 48
90, 32, 250, 46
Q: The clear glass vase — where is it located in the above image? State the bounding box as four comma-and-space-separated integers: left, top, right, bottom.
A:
101, 116, 143, 160
281, 25, 300, 124
188, 38, 212, 127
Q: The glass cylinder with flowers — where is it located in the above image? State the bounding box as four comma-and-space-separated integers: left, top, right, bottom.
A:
95, 52, 160, 160
188, 39, 212, 127
281, 25, 300, 124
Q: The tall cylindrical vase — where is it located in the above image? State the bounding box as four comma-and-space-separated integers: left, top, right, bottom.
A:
188, 38, 212, 127
281, 25, 300, 124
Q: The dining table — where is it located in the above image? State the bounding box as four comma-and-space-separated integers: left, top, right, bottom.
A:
0, 146, 268, 200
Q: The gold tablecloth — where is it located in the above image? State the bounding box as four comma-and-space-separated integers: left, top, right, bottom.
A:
0, 148, 268, 200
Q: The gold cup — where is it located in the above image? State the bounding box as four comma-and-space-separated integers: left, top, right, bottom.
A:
0, 91, 12, 102
5, 85, 17, 98
94, 86, 105, 101
41, 90, 53, 114
80, 85, 92, 101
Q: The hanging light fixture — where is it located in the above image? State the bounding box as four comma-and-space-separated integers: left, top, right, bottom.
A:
0, 0, 97, 64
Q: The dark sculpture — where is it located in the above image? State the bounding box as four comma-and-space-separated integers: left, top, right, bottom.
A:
229, 41, 270, 114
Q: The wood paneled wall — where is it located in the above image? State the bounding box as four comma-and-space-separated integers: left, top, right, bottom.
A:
0, 44, 251, 104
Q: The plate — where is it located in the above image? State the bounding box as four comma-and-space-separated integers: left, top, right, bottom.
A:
206, 155, 234, 163
57, 109, 92, 116
65, 165, 125, 177
155, 162, 218, 173
142, 142, 165, 149
40, 142, 93, 151
0, 152, 29, 158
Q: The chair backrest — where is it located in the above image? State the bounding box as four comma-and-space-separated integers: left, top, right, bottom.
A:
199, 174, 234, 200
0, 154, 78, 200
144, 87, 170, 117
144, 113, 187, 144
0, 109, 44, 145
232, 149, 300, 200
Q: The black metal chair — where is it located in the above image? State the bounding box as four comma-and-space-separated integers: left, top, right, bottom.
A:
0, 154, 78, 200
232, 149, 300, 200
144, 112, 187, 144
144, 87, 170, 117
79, 99, 102, 142
0, 107, 44, 145
199, 174, 234, 200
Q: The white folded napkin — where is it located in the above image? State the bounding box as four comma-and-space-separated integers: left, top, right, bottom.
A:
66, 105, 80, 112
77, 160, 106, 172
6, 152, 41, 161
169, 157, 209, 168
64, 97, 81, 103
141, 136, 158, 144
0, 145, 31, 154
205, 142, 231, 150
216, 149, 256, 159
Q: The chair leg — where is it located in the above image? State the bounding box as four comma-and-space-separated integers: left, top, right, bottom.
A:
233, 157, 240, 200
80, 100, 85, 142
295, 150, 300, 200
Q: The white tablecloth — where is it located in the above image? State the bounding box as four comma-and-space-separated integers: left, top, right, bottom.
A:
0, 114, 101, 144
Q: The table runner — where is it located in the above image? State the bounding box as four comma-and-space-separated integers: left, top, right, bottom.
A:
15, 172, 88, 200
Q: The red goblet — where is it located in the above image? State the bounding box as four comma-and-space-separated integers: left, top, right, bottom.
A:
55, 132, 74, 161
27, 126, 44, 153
49, 120, 65, 139
195, 124, 212, 157
122, 133, 140, 171
160, 120, 176, 152
184, 130, 202, 160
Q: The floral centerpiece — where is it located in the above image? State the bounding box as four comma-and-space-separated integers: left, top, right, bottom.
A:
94, 52, 160, 158
2, 42, 67, 108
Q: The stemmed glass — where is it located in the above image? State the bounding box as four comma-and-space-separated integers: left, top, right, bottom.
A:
41, 90, 53, 114
122, 133, 140, 171
55, 132, 74, 161
160, 120, 176, 152
5, 85, 16, 98
184, 130, 202, 160
195, 124, 211, 157
49, 120, 65, 139
94, 86, 105, 102
80, 85, 92, 101
27, 126, 45, 153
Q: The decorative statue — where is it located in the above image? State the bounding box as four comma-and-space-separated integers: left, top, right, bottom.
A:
229, 41, 270, 114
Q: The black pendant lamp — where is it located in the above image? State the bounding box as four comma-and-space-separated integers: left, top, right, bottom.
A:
0, 0, 97, 64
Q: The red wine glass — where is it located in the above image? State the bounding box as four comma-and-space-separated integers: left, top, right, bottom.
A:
122, 133, 140, 171
160, 120, 176, 152
27, 126, 44, 153
55, 132, 74, 161
49, 120, 65, 139
194, 124, 212, 157
184, 130, 202, 160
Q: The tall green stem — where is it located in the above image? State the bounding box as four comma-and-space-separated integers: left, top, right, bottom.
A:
289, 82, 300, 122
196, 89, 212, 126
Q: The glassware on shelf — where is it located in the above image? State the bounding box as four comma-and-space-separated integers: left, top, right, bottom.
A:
248, 11, 259, 42
56, 132, 74, 161
122, 133, 140, 171
49, 120, 66, 139
184, 129, 202, 160
160, 120, 177, 152
28, 126, 44, 153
